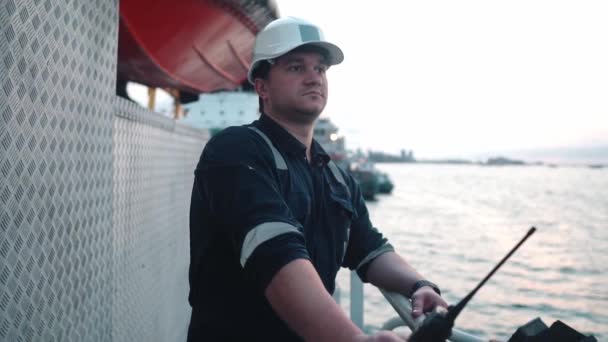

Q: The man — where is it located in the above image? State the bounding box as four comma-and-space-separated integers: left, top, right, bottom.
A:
187, 17, 447, 341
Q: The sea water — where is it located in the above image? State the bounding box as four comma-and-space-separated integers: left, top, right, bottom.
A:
335, 163, 608, 340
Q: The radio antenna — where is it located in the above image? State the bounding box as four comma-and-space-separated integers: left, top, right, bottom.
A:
409, 226, 537, 342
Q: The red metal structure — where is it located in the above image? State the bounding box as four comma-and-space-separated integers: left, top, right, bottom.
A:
117, 0, 278, 94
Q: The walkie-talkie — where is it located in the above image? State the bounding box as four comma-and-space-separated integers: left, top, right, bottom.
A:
408, 227, 537, 342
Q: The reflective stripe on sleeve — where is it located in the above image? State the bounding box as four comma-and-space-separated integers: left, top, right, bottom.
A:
240, 222, 302, 267
355, 243, 395, 271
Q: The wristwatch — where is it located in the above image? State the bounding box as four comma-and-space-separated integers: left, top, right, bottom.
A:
409, 280, 441, 298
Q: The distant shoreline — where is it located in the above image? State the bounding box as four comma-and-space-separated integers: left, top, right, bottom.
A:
366, 145, 608, 169
374, 158, 606, 169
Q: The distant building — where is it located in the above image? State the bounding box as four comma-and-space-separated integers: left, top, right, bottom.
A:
368, 149, 415, 163
179, 90, 259, 130
401, 149, 414, 161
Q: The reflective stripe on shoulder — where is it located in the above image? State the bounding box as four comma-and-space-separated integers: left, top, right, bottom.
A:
240, 221, 302, 267
248, 126, 287, 170
355, 243, 395, 271
327, 160, 350, 196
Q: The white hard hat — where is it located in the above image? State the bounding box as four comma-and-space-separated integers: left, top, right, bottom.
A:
247, 16, 344, 84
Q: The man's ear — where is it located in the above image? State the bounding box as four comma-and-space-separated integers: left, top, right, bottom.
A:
254, 78, 269, 100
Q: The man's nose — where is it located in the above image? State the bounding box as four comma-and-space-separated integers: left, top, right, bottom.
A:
303, 68, 323, 85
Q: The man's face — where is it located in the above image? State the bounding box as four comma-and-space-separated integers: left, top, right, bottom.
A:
257, 50, 329, 124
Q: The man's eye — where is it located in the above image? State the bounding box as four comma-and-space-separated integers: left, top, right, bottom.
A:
316, 65, 328, 73
288, 65, 302, 71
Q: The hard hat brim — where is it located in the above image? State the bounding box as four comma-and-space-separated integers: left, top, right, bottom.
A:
247, 41, 344, 84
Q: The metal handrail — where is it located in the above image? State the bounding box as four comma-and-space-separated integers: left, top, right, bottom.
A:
379, 288, 486, 342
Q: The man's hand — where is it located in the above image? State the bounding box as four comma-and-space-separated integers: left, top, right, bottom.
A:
410, 286, 448, 319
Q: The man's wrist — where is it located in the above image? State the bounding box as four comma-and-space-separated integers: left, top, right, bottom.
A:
409, 280, 441, 298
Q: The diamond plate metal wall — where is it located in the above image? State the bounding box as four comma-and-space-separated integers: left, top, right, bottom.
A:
113, 99, 206, 342
1, 0, 209, 341
1, 0, 117, 341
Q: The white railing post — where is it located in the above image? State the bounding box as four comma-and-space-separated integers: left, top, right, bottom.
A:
333, 285, 341, 305
350, 271, 364, 330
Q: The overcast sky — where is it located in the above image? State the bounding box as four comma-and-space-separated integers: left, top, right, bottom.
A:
277, 0, 608, 160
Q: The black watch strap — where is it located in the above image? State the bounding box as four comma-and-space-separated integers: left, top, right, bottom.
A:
409, 280, 441, 298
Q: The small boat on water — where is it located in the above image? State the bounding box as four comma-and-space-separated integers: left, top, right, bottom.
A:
377, 172, 394, 194
313, 119, 387, 200
349, 158, 380, 200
